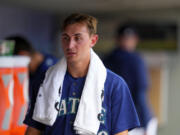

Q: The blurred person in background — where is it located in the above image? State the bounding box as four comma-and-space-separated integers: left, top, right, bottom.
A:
6, 36, 58, 98
104, 24, 158, 135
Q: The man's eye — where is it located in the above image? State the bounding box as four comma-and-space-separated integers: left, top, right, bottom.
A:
75, 36, 82, 41
62, 36, 69, 41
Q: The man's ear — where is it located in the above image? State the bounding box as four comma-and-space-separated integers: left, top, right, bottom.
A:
90, 34, 98, 47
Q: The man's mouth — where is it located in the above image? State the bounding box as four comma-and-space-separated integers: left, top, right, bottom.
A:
67, 52, 76, 56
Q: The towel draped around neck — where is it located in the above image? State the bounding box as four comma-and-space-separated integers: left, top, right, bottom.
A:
33, 49, 107, 135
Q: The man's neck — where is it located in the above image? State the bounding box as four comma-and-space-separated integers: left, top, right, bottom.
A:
67, 58, 90, 78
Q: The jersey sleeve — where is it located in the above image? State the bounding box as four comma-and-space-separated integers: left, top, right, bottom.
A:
23, 72, 47, 131
111, 78, 140, 134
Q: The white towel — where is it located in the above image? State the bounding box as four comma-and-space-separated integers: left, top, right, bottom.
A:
32, 49, 107, 135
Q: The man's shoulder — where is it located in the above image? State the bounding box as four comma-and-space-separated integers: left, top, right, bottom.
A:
106, 68, 127, 87
131, 52, 144, 62
105, 69, 131, 102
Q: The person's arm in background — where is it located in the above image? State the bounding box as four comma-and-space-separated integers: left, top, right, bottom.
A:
115, 130, 128, 135
25, 126, 42, 135
134, 56, 153, 130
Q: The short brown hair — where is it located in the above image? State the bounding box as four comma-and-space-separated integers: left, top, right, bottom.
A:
62, 13, 98, 35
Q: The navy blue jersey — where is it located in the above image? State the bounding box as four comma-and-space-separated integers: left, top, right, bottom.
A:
24, 69, 140, 135
104, 48, 153, 128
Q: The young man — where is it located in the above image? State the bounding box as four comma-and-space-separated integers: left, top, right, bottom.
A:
104, 24, 158, 135
24, 13, 140, 135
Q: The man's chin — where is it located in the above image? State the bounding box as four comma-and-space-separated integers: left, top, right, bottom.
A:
66, 57, 78, 63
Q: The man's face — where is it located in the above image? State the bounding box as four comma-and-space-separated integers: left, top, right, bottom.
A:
117, 35, 138, 52
61, 23, 98, 64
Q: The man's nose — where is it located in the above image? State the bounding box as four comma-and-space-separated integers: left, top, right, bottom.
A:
67, 39, 75, 49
